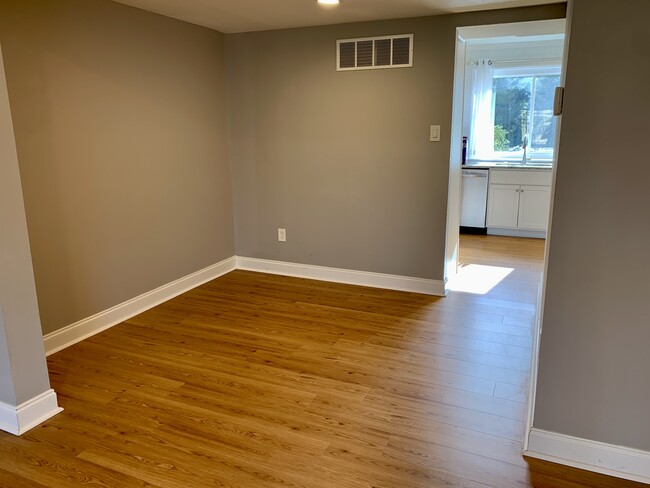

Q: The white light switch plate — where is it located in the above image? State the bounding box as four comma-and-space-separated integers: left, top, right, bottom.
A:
278, 228, 286, 242
430, 125, 441, 142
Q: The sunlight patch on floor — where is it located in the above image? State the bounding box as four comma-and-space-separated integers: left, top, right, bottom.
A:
448, 264, 514, 295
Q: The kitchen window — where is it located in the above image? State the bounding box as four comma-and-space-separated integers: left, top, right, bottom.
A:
468, 61, 561, 164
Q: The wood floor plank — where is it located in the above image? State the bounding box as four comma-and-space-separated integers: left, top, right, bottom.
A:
331, 336, 532, 372
414, 321, 535, 348
293, 338, 529, 385
320, 441, 496, 488
494, 381, 529, 403
441, 387, 527, 421
0, 467, 48, 488
0, 431, 155, 488
383, 436, 533, 488
362, 389, 526, 442
405, 328, 532, 359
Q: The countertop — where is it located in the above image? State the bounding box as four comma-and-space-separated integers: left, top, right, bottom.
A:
464, 162, 553, 170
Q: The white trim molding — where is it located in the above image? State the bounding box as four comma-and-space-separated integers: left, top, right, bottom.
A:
236, 256, 447, 296
487, 228, 546, 239
0, 389, 63, 436
43, 256, 237, 356
522, 279, 545, 453
525, 428, 650, 484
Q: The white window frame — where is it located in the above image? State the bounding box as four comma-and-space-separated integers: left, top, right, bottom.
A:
490, 64, 562, 164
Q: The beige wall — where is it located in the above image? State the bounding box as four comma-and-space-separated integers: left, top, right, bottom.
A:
225, 5, 566, 281
0, 0, 234, 335
534, 0, 650, 451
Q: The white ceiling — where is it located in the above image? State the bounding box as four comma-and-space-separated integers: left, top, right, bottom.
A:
110, 0, 565, 34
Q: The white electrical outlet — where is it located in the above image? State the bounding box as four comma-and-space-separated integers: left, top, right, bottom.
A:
278, 228, 286, 242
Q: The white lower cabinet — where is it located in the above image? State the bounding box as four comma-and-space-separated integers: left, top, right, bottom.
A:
487, 184, 520, 228
518, 185, 551, 230
486, 170, 552, 236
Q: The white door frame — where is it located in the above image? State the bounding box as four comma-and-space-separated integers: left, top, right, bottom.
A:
523, 8, 572, 452
443, 31, 467, 291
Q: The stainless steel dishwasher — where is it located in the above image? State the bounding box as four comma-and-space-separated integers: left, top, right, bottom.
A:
460, 168, 489, 232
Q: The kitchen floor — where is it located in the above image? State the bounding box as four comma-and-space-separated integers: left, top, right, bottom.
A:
456, 234, 545, 302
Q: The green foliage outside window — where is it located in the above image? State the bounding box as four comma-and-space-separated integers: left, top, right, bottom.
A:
494, 125, 510, 151
493, 77, 531, 150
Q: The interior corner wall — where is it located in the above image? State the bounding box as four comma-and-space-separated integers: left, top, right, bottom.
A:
225, 4, 566, 281
534, 0, 650, 451
0, 0, 234, 335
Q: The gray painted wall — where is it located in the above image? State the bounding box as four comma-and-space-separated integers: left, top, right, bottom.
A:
0, 0, 234, 335
534, 0, 650, 451
226, 5, 566, 281
0, 45, 51, 405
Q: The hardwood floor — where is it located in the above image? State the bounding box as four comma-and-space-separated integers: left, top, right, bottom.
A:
0, 235, 642, 487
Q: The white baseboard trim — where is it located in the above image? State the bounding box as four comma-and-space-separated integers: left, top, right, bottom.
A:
488, 228, 546, 239
43, 256, 237, 356
0, 389, 63, 436
236, 256, 447, 296
43, 255, 443, 356
525, 428, 650, 484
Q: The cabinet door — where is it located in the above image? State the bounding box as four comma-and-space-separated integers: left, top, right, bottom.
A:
518, 185, 551, 230
487, 184, 520, 228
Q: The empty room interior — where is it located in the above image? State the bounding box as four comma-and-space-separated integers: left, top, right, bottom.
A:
1, 0, 649, 487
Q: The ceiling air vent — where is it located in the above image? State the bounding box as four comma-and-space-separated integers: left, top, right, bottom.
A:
337, 34, 413, 71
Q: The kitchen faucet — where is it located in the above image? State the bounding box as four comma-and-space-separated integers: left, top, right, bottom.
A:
522, 135, 528, 163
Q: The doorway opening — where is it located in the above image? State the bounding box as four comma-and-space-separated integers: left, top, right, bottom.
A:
444, 18, 567, 454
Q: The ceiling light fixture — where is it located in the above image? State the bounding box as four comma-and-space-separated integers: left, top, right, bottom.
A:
317, 0, 340, 5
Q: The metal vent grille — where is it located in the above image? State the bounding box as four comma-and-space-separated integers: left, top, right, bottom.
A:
375, 39, 391, 66
392, 37, 411, 66
336, 34, 413, 71
338, 41, 355, 69
357, 40, 373, 68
